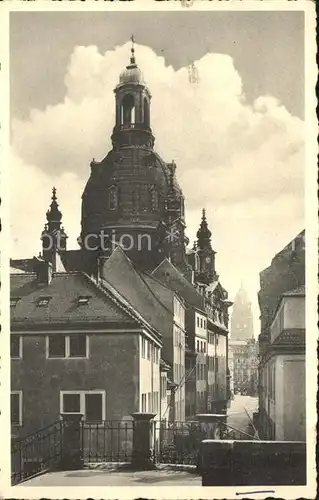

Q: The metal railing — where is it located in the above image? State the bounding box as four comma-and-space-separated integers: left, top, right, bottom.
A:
11, 420, 64, 485
81, 420, 134, 463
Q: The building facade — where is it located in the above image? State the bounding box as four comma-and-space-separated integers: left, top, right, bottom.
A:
10, 258, 162, 438
257, 230, 305, 440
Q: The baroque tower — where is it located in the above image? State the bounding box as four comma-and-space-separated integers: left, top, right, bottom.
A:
41, 187, 68, 271
80, 39, 188, 271
194, 209, 217, 285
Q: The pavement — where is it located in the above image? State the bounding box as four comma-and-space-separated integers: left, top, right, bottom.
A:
21, 467, 202, 486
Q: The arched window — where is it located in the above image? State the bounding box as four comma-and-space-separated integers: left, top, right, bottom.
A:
180, 197, 185, 219
121, 94, 135, 125
150, 186, 159, 211
143, 97, 150, 127
108, 186, 118, 211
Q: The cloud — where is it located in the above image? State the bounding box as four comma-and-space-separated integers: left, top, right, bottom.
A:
11, 42, 304, 328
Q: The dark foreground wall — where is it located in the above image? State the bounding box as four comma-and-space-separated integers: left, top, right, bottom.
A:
201, 440, 306, 486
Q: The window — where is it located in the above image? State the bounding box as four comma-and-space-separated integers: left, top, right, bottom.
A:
147, 340, 150, 360
200, 318, 203, 328
196, 340, 199, 352
197, 317, 199, 327
200, 341, 203, 353
141, 337, 146, 358
48, 336, 65, 358
215, 357, 219, 372
148, 392, 152, 412
47, 335, 88, 359
85, 393, 103, 422
10, 297, 20, 307
108, 185, 118, 211
150, 187, 159, 211
37, 296, 51, 307
69, 335, 87, 358
203, 342, 206, 354
141, 393, 147, 412
11, 335, 22, 359
161, 377, 167, 399
61, 391, 105, 422
78, 296, 90, 306
11, 392, 22, 426
154, 347, 159, 364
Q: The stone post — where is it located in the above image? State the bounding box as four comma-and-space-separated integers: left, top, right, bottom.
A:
60, 413, 84, 470
196, 413, 227, 439
196, 413, 227, 469
131, 412, 156, 470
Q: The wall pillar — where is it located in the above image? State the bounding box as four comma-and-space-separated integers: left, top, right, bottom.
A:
131, 412, 156, 470
196, 413, 227, 439
60, 413, 84, 470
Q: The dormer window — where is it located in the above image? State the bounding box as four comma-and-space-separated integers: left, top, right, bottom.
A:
37, 296, 51, 307
10, 297, 21, 307
108, 186, 118, 211
78, 296, 91, 306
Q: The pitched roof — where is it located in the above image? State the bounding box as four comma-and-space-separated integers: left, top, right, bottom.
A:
10, 258, 35, 273
141, 272, 176, 312
151, 258, 205, 312
101, 247, 173, 337
10, 272, 138, 329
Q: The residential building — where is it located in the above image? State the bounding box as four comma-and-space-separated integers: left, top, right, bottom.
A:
10, 257, 162, 438
257, 230, 305, 439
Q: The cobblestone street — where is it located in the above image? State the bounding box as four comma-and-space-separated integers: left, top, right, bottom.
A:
227, 395, 258, 436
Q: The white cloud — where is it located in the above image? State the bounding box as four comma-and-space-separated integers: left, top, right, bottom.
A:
11, 42, 304, 333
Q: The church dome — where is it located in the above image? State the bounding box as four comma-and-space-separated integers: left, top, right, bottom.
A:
119, 64, 144, 85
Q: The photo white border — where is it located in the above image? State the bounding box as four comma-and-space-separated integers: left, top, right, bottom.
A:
0, 1, 317, 498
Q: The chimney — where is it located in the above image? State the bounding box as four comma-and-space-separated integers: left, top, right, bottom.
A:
33, 256, 53, 285
97, 255, 109, 283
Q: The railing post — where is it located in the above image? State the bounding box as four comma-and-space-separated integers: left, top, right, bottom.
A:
60, 413, 84, 470
131, 412, 156, 470
196, 413, 227, 439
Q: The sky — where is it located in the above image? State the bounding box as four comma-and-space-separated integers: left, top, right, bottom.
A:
10, 11, 305, 337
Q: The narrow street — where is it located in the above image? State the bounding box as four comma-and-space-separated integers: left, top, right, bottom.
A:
227, 395, 258, 437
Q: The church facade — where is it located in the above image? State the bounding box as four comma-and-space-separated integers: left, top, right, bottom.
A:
10, 42, 232, 434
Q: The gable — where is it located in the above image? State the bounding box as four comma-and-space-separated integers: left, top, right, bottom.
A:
101, 248, 173, 337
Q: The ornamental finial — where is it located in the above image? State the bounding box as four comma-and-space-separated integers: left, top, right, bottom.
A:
130, 34, 136, 65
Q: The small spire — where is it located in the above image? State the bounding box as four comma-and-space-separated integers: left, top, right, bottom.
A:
202, 208, 206, 221
196, 208, 212, 249
130, 34, 136, 65
46, 186, 62, 224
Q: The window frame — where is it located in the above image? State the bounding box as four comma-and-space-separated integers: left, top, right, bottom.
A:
37, 296, 52, 307
11, 335, 22, 359
60, 390, 105, 422
11, 391, 23, 426
10, 297, 21, 308
46, 334, 89, 359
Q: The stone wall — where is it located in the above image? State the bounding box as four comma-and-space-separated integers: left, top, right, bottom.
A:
201, 439, 306, 486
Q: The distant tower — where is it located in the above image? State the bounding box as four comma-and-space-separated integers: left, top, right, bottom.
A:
41, 187, 68, 270
230, 284, 254, 341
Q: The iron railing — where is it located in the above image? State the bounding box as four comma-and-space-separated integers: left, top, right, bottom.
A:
11, 420, 64, 485
151, 419, 257, 465
82, 420, 134, 463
